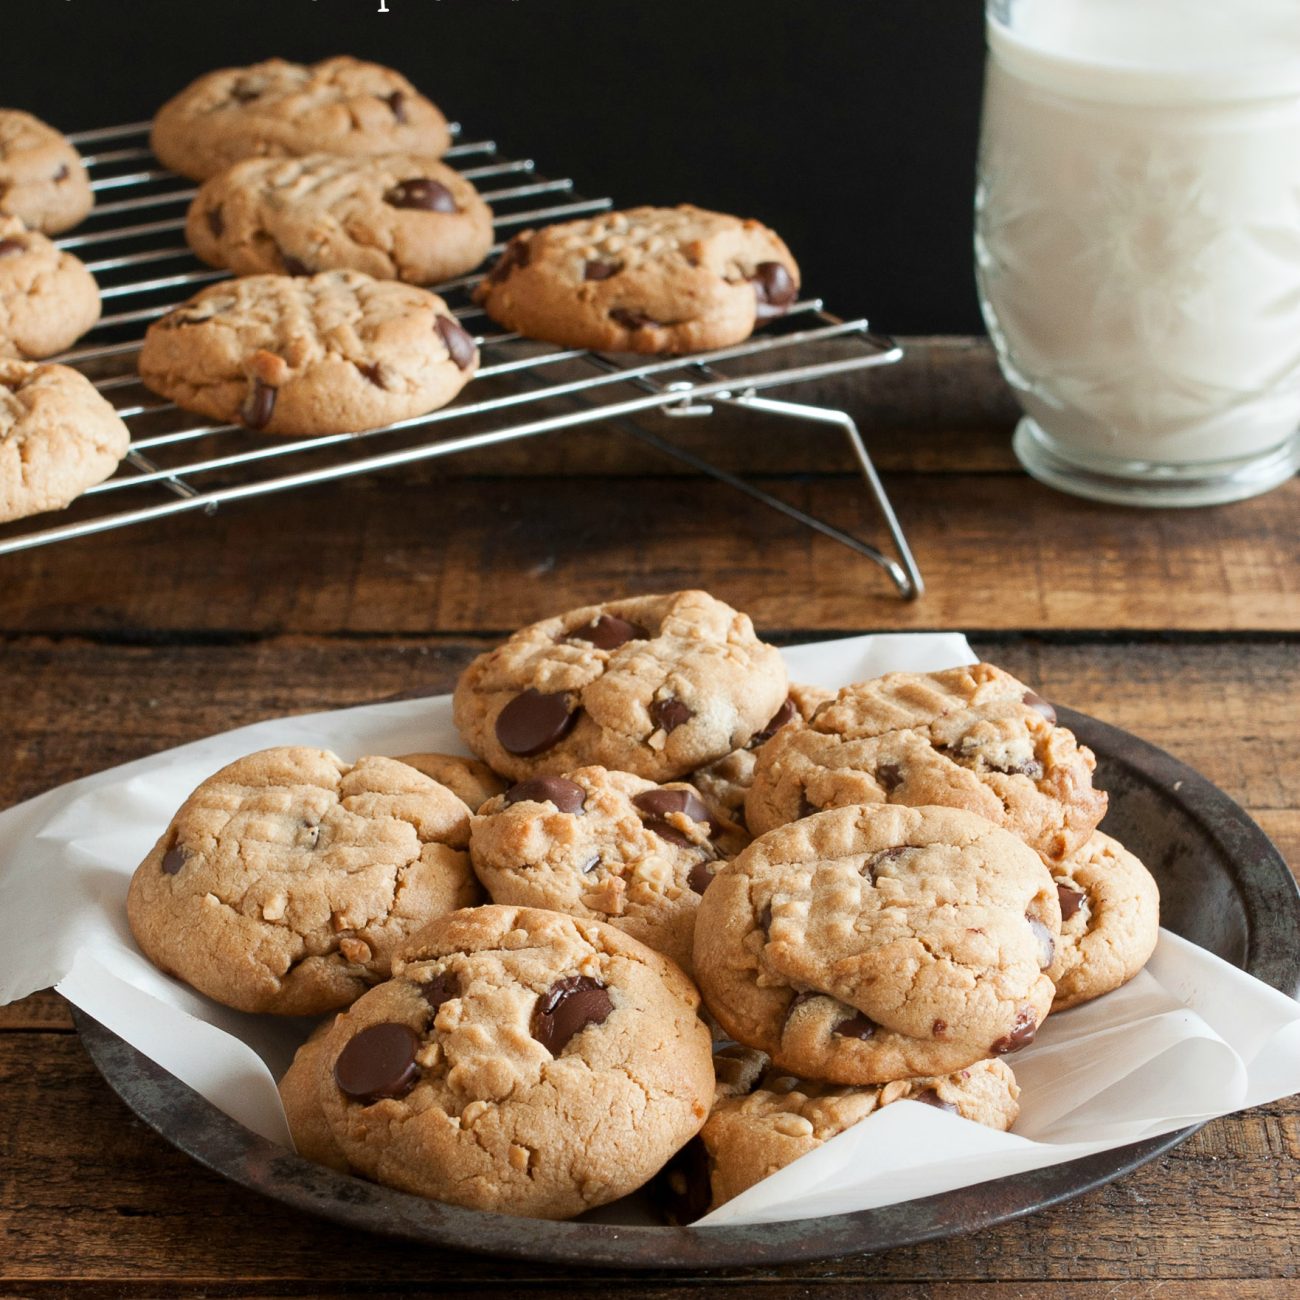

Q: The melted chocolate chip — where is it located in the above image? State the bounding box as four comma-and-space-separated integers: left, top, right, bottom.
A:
584, 259, 622, 281
609, 307, 658, 330
862, 845, 907, 882
206, 206, 224, 239
160, 845, 189, 875
834, 1011, 878, 1040
752, 261, 797, 321
0, 238, 25, 258
495, 689, 577, 756
384, 177, 457, 212
932, 1018, 949, 1038
1023, 689, 1057, 726
240, 377, 277, 431
650, 697, 693, 733
569, 613, 647, 650
915, 1087, 959, 1114
504, 775, 586, 814
1026, 913, 1056, 969
532, 976, 613, 1054
386, 90, 407, 122
688, 860, 715, 895
333, 1022, 421, 1103
280, 252, 310, 276
876, 763, 905, 795
640, 819, 696, 849
487, 236, 530, 284
632, 787, 718, 833
435, 314, 476, 370
1057, 881, 1086, 921
991, 1007, 1039, 1055
421, 971, 460, 1012
750, 696, 797, 747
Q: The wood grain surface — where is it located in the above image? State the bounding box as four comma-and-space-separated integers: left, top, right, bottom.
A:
2, 339, 1296, 1298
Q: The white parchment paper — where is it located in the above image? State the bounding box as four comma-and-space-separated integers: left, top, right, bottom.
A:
2, 631, 1297, 1226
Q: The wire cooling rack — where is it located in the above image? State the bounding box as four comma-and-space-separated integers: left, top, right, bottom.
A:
2, 119, 923, 598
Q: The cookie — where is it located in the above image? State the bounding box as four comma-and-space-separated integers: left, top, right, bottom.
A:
452, 590, 788, 784
0, 110, 93, 234
746, 664, 1108, 865
690, 1059, 1020, 1216
469, 765, 746, 974
0, 359, 129, 524
313, 904, 713, 1219
138, 270, 478, 437
185, 153, 493, 286
691, 683, 834, 828
0, 216, 101, 358
126, 748, 482, 1015
151, 57, 452, 181
393, 752, 506, 813
1048, 831, 1160, 1010
279, 1018, 351, 1173
473, 205, 800, 354
693, 803, 1060, 1084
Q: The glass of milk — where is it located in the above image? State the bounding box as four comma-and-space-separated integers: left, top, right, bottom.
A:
976, 0, 1300, 505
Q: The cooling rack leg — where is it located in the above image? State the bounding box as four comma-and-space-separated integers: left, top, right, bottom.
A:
612, 398, 924, 601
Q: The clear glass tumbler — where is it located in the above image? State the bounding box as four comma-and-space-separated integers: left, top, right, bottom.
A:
976, 0, 1300, 505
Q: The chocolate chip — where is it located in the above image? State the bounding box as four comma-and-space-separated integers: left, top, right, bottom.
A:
504, 775, 586, 814
1057, 881, 1086, 921
991, 1007, 1039, 1054
355, 361, 385, 388
656, 1135, 711, 1225
53, 164, 69, 183
569, 614, 648, 650
650, 698, 692, 733
640, 819, 695, 849
421, 971, 460, 1012
932, 1018, 948, 1037
280, 251, 310, 276
160, 845, 189, 875
435, 315, 476, 370
532, 976, 613, 1054
915, 1087, 959, 1114
580, 854, 601, 875
240, 377, 277, 431
386, 90, 407, 122
876, 763, 904, 794
632, 787, 718, 833
1026, 913, 1056, 969
688, 861, 715, 895
834, 1011, 878, 1040
206, 206, 224, 239
609, 307, 658, 330
384, 178, 457, 212
584, 259, 622, 281
0, 238, 26, 258
750, 697, 797, 747
487, 235, 530, 284
495, 689, 577, 756
862, 845, 907, 882
1023, 690, 1057, 725
752, 261, 797, 321
333, 1022, 421, 1103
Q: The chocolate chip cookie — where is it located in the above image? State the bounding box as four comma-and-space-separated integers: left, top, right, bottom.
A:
392, 752, 507, 813
469, 766, 745, 974
746, 664, 1107, 865
0, 216, 101, 359
693, 803, 1060, 1084
126, 748, 482, 1015
138, 270, 478, 436
674, 1058, 1020, 1218
151, 57, 452, 181
0, 359, 129, 523
0, 110, 92, 234
691, 683, 834, 828
452, 590, 789, 784
185, 153, 493, 286
473, 205, 800, 354
1048, 831, 1160, 1011
311, 904, 713, 1219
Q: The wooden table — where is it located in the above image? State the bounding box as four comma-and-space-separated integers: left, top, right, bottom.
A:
3, 338, 1297, 1298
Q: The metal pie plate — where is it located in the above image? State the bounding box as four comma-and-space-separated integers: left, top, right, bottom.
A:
74, 707, 1300, 1269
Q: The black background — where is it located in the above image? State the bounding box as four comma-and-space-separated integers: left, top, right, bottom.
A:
7, 0, 988, 334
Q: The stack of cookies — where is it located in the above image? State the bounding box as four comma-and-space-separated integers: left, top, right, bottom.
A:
126, 589, 1160, 1222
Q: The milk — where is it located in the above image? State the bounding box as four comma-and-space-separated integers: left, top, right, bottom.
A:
976, 0, 1300, 496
